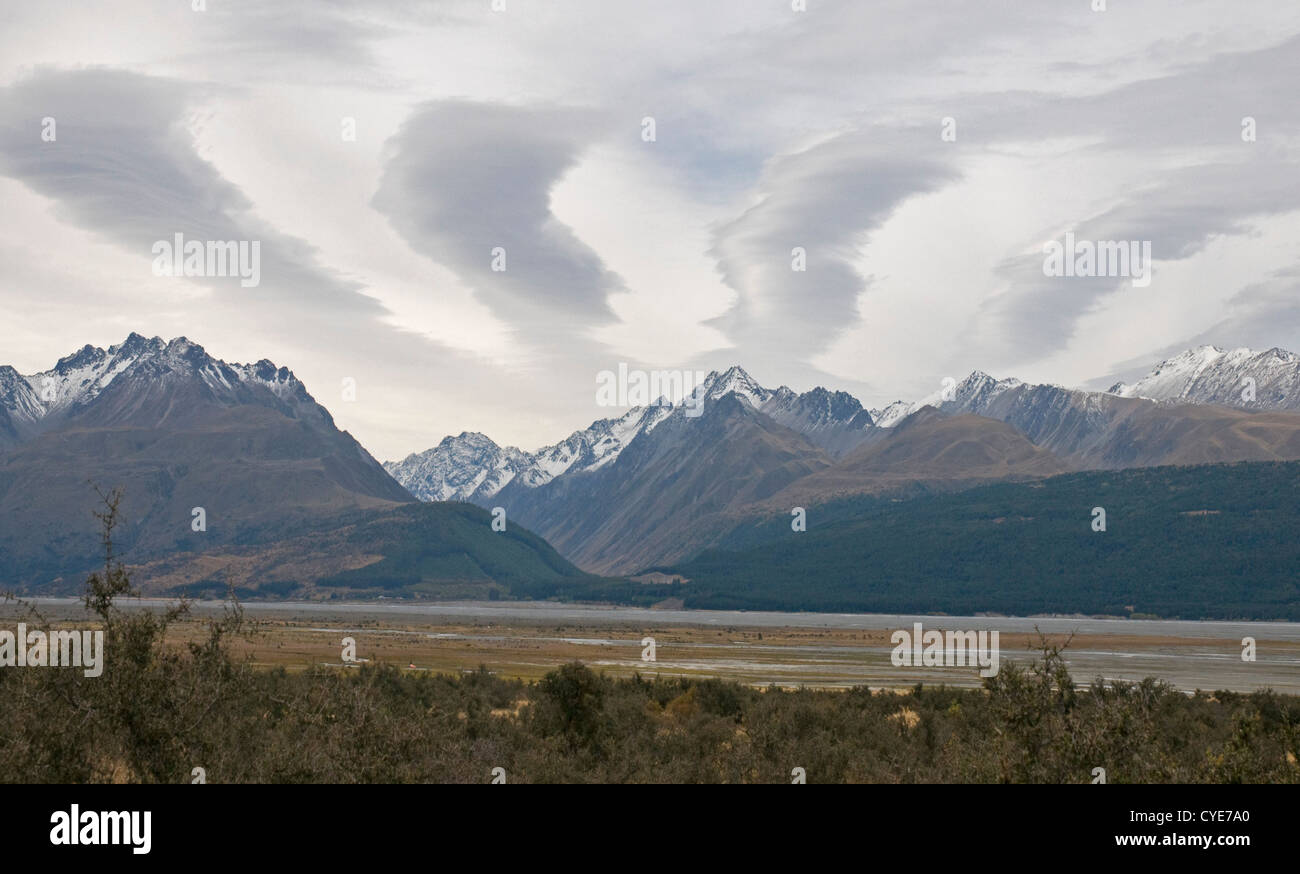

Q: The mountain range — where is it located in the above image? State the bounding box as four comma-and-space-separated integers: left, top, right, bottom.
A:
385, 346, 1300, 574
0, 334, 593, 594
5, 334, 1298, 611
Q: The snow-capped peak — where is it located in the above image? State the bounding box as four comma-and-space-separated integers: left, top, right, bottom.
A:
1108, 344, 1300, 410
18, 333, 160, 418
868, 400, 915, 428
384, 343, 1300, 505
387, 366, 777, 502
700, 365, 775, 407
870, 371, 1023, 427
1109, 345, 1235, 399
3, 333, 317, 430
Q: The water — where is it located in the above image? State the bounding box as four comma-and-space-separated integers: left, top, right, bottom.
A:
23, 597, 1295, 638
16, 598, 1299, 692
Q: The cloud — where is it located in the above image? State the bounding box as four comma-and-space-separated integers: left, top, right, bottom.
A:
3, 2, 1300, 455
977, 160, 1300, 360
947, 33, 1300, 366
0, 68, 384, 319
1173, 266, 1300, 360
1087, 264, 1300, 391
708, 127, 957, 360
371, 100, 624, 342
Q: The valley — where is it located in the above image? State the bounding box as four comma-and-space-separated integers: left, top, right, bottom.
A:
14, 599, 1300, 694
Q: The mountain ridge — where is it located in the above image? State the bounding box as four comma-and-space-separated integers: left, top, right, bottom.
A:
0, 334, 591, 596
388, 344, 1300, 504
1109, 344, 1300, 410
384, 345, 1300, 575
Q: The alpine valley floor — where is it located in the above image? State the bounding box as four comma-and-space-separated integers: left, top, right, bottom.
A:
13, 599, 1300, 694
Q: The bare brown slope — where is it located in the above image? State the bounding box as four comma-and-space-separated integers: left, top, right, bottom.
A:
498, 393, 833, 575
935, 378, 1300, 468
0, 404, 413, 588
757, 401, 1300, 512
498, 403, 1075, 575
1078, 402, 1300, 468
764, 407, 1073, 507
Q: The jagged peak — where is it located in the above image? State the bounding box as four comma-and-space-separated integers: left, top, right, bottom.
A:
241, 358, 299, 385
107, 332, 164, 358
714, 363, 755, 381
959, 369, 1013, 388
810, 385, 862, 405
5, 333, 322, 425
701, 364, 771, 406
1109, 342, 1300, 405
164, 335, 205, 357
52, 343, 106, 373
702, 364, 758, 386
443, 430, 500, 448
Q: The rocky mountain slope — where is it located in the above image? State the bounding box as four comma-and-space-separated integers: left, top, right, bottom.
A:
1110, 345, 1300, 410
387, 347, 1300, 574
0, 334, 587, 594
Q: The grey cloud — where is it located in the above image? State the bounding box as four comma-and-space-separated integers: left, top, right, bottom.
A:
0, 67, 383, 321
4, 1, 1300, 458
1086, 266, 1300, 391
974, 159, 1300, 366
0, 68, 589, 461
371, 100, 622, 339
1178, 267, 1300, 353
708, 127, 958, 360
947, 33, 1300, 369
178, 0, 475, 88
979, 32, 1300, 150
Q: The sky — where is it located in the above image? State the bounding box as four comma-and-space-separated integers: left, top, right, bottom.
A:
2, 0, 1299, 461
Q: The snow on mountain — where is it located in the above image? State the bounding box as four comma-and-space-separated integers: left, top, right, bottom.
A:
386, 344, 1300, 504
16, 335, 155, 421
0, 333, 420, 588
870, 372, 1025, 427
387, 364, 880, 501
389, 361, 1042, 503
869, 401, 914, 428
520, 404, 675, 486
228, 358, 313, 405
759, 385, 868, 428
0, 366, 44, 424
0, 333, 325, 442
700, 365, 775, 407
758, 384, 875, 456
387, 402, 679, 501
1109, 345, 1300, 410
518, 367, 779, 486
384, 432, 529, 502
944, 371, 1027, 416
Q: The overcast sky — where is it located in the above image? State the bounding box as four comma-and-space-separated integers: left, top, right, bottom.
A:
2, 0, 1299, 460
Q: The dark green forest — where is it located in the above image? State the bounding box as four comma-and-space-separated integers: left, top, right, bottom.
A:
315, 501, 596, 592
162, 460, 1300, 619
661, 461, 1300, 619
3, 497, 1296, 785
